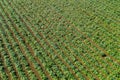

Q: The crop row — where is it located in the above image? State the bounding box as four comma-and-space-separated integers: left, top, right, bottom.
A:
10, 0, 119, 64
7, 0, 120, 79
45, 0, 120, 60
12, 0, 120, 61
7, 0, 119, 79
0, 0, 120, 80
1, 0, 81, 79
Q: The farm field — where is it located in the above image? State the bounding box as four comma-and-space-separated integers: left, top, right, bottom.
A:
0, 0, 120, 80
